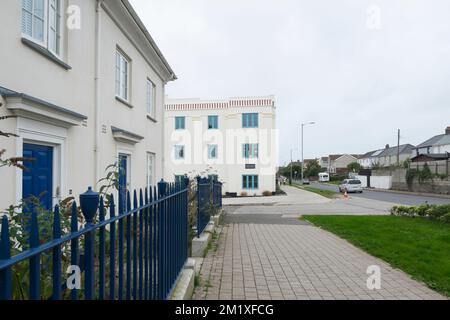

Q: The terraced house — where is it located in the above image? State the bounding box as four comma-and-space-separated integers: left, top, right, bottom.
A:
164, 96, 278, 196
0, 0, 176, 211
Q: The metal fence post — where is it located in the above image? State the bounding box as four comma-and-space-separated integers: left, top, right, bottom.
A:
0, 216, 12, 300
184, 177, 190, 263
158, 179, 167, 299
80, 187, 99, 300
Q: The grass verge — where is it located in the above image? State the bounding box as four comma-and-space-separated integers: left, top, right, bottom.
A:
304, 215, 450, 297
292, 184, 339, 199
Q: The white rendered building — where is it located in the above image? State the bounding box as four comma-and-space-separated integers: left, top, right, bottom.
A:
164, 96, 278, 196
0, 0, 176, 211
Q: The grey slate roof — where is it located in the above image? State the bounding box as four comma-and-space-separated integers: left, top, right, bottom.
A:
360, 150, 378, 159
381, 144, 415, 157
360, 144, 415, 159
416, 134, 450, 149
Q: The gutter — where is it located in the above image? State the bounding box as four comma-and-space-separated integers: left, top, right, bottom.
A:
94, 0, 104, 190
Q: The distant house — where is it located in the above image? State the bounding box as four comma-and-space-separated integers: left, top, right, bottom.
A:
413, 127, 450, 156
411, 153, 450, 162
319, 157, 329, 169
358, 144, 415, 168
328, 154, 359, 175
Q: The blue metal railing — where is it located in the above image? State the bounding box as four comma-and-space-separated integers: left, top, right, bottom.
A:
196, 177, 222, 237
0, 178, 189, 300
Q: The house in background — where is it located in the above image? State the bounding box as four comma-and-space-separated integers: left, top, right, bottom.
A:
0, 0, 176, 211
413, 127, 450, 156
164, 96, 277, 196
327, 154, 359, 175
319, 157, 329, 170
358, 144, 415, 168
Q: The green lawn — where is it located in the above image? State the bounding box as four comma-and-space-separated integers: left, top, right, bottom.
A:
304, 215, 450, 297
292, 184, 339, 199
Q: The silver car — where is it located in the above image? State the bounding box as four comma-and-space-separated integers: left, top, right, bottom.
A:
339, 179, 363, 193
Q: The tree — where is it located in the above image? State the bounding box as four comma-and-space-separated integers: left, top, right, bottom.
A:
347, 162, 362, 173
304, 160, 321, 178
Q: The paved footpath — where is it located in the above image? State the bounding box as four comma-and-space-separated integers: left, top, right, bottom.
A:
223, 185, 395, 216
193, 195, 446, 300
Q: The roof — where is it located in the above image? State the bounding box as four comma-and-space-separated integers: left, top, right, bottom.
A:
359, 150, 378, 159
416, 133, 450, 149
359, 144, 415, 159
411, 153, 450, 162
329, 154, 343, 161
381, 144, 415, 157
329, 154, 358, 161
121, 1, 176, 81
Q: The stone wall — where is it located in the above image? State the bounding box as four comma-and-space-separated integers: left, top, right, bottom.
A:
385, 168, 450, 195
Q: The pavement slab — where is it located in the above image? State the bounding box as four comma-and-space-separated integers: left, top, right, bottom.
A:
193, 221, 446, 300
193, 186, 446, 300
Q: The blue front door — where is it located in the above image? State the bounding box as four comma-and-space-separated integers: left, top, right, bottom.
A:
22, 143, 53, 211
118, 154, 128, 211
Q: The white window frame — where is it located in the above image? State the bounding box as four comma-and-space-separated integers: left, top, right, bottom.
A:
146, 152, 155, 187
21, 0, 63, 58
116, 49, 131, 102
146, 78, 156, 118
47, 0, 62, 56
174, 145, 185, 160
117, 150, 132, 189
208, 144, 218, 159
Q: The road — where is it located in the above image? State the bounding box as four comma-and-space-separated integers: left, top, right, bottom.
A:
307, 182, 450, 206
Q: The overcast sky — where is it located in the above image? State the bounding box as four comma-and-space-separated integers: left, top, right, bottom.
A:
130, 0, 450, 165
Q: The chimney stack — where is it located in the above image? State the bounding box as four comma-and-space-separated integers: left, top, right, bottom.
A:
446, 126, 450, 135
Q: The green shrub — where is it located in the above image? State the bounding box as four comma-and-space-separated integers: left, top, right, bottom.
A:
391, 204, 450, 223
440, 213, 450, 223
427, 205, 450, 219
419, 163, 433, 182
416, 204, 432, 217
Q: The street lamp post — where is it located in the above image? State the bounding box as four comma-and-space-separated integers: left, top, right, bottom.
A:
301, 122, 315, 183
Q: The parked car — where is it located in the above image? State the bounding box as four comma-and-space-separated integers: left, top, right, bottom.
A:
302, 179, 310, 185
339, 179, 363, 193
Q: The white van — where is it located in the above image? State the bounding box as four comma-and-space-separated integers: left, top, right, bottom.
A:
318, 172, 330, 182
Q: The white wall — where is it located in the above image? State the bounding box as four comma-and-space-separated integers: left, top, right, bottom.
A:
0, 0, 174, 210
371, 176, 392, 189
164, 97, 277, 196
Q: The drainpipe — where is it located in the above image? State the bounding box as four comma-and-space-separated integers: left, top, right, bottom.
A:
94, 0, 104, 190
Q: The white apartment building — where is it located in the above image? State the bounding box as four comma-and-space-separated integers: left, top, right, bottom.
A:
0, 0, 176, 211
164, 97, 278, 196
